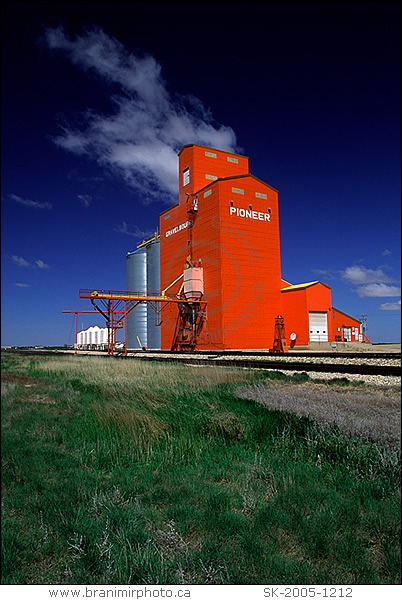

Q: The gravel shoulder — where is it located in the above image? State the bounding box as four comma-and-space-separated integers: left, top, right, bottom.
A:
236, 379, 401, 452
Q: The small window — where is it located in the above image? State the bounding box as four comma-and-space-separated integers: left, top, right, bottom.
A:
255, 192, 267, 199
183, 168, 190, 186
205, 174, 217, 180
232, 187, 244, 194
205, 151, 217, 158
204, 190, 212, 198
227, 156, 238, 163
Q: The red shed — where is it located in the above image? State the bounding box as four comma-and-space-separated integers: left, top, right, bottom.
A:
281, 281, 362, 346
332, 307, 362, 342
281, 281, 332, 346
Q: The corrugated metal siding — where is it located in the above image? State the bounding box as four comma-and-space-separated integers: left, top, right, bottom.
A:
146, 240, 161, 349
126, 249, 147, 349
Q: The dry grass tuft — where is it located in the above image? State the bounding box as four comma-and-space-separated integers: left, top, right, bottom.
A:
278, 529, 306, 562
35, 356, 247, 392
93, 402, 167, 438
154, 520, 191, 560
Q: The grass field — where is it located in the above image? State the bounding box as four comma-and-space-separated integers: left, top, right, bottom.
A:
1, 350, 400, 585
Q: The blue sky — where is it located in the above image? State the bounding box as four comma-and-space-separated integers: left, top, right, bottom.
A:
1, 1, 400, 346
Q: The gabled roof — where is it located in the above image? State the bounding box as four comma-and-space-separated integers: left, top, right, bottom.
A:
332, 307, 361, 324
196, 173, 278, 195
281, 281, 331, 292
160, 202, 179, 216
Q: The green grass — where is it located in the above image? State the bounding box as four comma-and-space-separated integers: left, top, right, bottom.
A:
1, 350, 400, 585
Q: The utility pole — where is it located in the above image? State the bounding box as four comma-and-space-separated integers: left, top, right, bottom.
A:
359, 314, 368, 339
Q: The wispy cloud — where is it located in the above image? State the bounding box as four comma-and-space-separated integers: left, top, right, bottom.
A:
68, 170, 103, 185
9, 193, 52, 210
10, 255, 51, 269
341, 265, 395, 285
15, 283, 30, 288
10, 255, 30, 267
356, 284, 401, 297
379, 300, 401, 310
78, 194, 93, 208
382, 249, 392, 256
44, 26, 238, 203
35, 259, 50, 269
114, 221, 153, 239
311, 268, 337, 280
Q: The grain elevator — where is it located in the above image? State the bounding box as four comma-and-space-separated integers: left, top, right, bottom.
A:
126, 143, 363, 350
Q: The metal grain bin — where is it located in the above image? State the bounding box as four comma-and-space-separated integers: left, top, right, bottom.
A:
146, 239, 161, 349
126, 249, 147, 349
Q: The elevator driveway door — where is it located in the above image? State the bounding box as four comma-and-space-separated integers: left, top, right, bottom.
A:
309, 312, 328, 342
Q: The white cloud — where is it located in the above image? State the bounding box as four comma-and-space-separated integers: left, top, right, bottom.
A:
10, 255, 51, 269
45, 27, 238, 203
9, 193, 52, 210
15, 283, 30, 288
356, 284, 401, 297
78, 194, 93, 208
379, 300, 401, 310
382, 249, 392, 256
10, 255, 30, 267
35, 260, 50, 269
114, 221, 153, 239
342, 265, 394, 285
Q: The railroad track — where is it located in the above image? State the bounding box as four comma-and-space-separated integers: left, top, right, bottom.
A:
126, 349, 401, 360
118, 353, 401, 377
3, 348, 401, 377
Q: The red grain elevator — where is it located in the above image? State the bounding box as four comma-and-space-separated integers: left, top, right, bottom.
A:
159, 144, 283, 349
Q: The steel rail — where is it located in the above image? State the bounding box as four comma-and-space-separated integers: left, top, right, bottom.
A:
3, 349, 400, 376
116, 354, 400, 376
123, 349, 401, 361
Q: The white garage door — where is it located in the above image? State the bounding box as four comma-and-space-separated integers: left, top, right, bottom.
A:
309, 312, 328, 342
